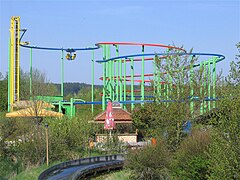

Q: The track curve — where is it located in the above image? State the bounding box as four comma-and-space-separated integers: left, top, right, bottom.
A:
38, 154, 124, 180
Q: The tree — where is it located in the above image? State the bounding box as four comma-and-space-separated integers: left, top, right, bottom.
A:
0, 73, 8, 111
0, 72, 4, 80
207, 43, 240, 179
226, 42, 240, 86
132, 47, 205, 149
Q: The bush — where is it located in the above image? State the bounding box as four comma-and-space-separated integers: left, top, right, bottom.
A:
171, 129, 211, 179
0, 115, 97, 175
126, 137, 171, 180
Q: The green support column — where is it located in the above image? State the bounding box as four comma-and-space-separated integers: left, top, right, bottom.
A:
131, 57, 135, 109
141, 45, 145, 104
208, 58, 211, 111
190, 57, 194, 116
8, 39, 10, 111
203, 61, 207, 113
200, 62, 203, 114
102, 45, 106, 110
120, 57, 123, 107
213, 57, 217, 108
115, 45, 119, 101
153, 57, 156, 95
70, 98, 73, 117
61, 50, 64, 97
158, 62, 161, 100
29, 48, 33, 98
107, 45, 113, 101
166, 56, 169, 102
91, 50, 95, 114
123, 58, 127, 110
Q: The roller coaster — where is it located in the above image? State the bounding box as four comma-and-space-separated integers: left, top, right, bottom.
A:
7, 16, 225, 117
38, 154, 124, 180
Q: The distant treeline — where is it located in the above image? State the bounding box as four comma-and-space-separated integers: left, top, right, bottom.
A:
53, 82, 103, 96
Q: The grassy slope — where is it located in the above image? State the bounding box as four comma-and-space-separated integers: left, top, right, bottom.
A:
13, 161, 61, 180
93, 169, 131, 180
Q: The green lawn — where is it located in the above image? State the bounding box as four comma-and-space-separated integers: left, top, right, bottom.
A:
93, 169, 131, 180
13, 161, 61, 180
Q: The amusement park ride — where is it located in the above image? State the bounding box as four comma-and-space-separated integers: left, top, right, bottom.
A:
6, 16, 225, 118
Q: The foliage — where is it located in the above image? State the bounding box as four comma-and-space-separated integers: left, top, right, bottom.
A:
128, 44, 240, 180
226, 42, 240, 86
13, 161, 62, 180
0, 157, 16, 179
132, 102, 191, 150
94, 134, 127, 154
46, 115, 96, 161
0, 115, 97, 177
205, 42, 240, 179
94, 169, 131, 180
171, 129, 211, 179
132, 47, 204, 149
55, 82, 102, 98
20, 68, 59, 100
207, 90, 240, 179
126, 137, 171, 180
0, 76, 8, 111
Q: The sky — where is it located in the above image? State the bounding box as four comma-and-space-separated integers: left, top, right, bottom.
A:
0, 0, 239, 85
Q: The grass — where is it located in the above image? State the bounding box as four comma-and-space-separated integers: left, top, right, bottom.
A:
0, 111, 6, 118
12, 161, 61, 180
93, 169, 131, 180
13, 161, 130, 180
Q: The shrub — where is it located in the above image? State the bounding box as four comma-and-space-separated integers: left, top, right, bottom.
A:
126, 137, 171, 180
171, 129, 211, 179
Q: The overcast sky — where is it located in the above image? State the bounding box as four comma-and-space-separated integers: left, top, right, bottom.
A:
0, 0, 239, 84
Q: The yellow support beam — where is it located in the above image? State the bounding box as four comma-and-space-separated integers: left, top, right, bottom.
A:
9, 16, 20, 111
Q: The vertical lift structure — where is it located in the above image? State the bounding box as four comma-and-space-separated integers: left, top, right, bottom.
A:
8, 16, 20, 112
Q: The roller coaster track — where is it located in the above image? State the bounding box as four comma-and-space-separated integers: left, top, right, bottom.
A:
38, 154, 124, 180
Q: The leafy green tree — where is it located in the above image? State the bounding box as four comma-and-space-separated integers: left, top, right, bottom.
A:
226, 42, 240, 86
133, 47, 205, 149
206, 42, 240, 179
0, 73, 8, 111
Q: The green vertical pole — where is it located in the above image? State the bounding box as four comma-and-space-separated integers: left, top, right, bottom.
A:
203, 61, 207, 113
115, 45, 119, 101
208, 58, 211, 111
158, 63, 161, 100
213, 57, 216, 108
190, 57, 194, 116
200, 62, 203, 114
8, 38, 11, 112
166, 56, 169, 102
141, 45, 145, 104
61, 50, 64, 97
102, 45, 106, 110
30, 48, 32, 99
107, 46, 112, 101
120, 58, 123, 107
153, 57, 156, 95
91, 50, 94, 114
70, 98, 73, 117
124, 58, 127, 110
131, 57, 134, 109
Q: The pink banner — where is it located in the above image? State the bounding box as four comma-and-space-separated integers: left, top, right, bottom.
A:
104, 101, 116, 130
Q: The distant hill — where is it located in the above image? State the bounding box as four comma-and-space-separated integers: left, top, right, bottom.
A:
54, 82, 102, 95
